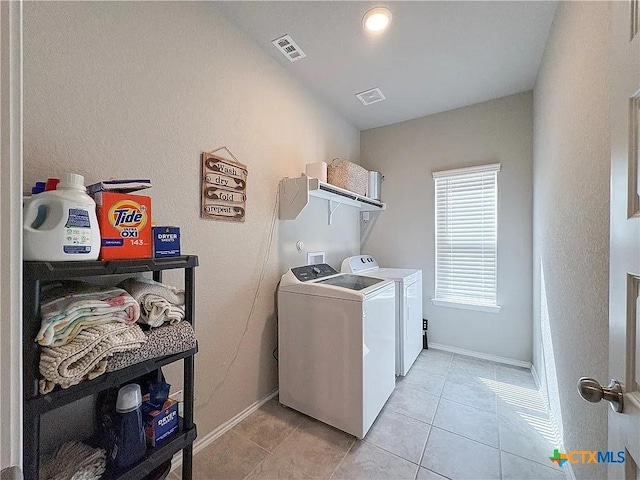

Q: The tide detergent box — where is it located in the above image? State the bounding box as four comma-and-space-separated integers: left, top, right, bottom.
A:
143, 398, 179, 447
152, 226, 181, 258
94, 192, 152, 260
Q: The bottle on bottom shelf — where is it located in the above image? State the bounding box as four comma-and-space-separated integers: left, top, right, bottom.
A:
112, 384, 147, 470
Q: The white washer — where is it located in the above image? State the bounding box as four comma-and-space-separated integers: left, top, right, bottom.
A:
342, 255, 423, 376
278, 263, 396, 439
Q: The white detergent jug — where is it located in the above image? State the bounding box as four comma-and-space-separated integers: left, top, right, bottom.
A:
23, 173, 101, 261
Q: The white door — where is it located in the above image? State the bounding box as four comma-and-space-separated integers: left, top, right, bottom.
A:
591, 1, 640, 477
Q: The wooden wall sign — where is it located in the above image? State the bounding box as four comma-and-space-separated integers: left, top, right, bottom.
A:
201, 148, 247, 222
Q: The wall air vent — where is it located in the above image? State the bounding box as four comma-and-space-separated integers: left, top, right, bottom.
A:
272, 34, 307, 63
356, 88, 386, 106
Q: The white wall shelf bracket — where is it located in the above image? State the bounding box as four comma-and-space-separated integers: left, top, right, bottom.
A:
328, 198, 343, 225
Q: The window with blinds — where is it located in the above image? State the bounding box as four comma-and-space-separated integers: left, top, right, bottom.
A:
433, 163, 500, 310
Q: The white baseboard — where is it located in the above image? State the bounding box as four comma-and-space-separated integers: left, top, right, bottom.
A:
171, 389, 279, 473
531, 364, 541, 388
530, 366, 574, 480
428, 343, 532, 369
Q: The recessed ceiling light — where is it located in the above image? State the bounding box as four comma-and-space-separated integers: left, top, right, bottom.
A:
363, 7, 392, 34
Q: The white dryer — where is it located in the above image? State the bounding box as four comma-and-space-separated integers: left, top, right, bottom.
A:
342, 255, 423, 376
278, 264, 396, 439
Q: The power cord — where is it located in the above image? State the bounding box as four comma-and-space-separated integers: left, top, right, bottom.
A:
205, 186, 280, 403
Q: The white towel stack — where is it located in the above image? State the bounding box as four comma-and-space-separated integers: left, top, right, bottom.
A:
118, 277, 186, 327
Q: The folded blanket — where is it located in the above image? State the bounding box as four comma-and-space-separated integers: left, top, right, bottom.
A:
37, 282, 140, 347
118, 277, 185, 327
39, 323, 146, 394
40, 441, 106, 480
106, 321, 196, 372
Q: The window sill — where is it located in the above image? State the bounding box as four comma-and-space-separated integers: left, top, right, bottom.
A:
431, 298, 501, 314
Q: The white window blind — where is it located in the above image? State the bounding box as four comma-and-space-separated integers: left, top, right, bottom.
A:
433, 163, 500, 308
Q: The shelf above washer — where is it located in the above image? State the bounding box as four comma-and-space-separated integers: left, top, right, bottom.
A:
279, 175, 386, 222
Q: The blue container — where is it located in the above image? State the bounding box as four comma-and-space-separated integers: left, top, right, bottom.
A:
113, 384, 146, 470
31, 182, 46, 195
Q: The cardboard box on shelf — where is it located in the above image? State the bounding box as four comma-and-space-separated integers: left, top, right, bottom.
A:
93, 192, 152, 260
87, 179, 151, 195
144, 398, 179, 447
152, 226, 181, 258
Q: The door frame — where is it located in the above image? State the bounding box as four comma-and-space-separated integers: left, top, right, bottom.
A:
0, 0, 24, 471
608, 0, 640, 478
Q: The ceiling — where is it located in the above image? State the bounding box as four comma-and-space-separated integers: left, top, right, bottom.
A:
216, 1, 558, 131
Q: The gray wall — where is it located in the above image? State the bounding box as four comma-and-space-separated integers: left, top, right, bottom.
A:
23, 1, 360, 447
360, 92, 533, 363
532, 2, 611, 478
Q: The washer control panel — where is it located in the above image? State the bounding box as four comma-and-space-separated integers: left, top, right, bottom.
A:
342, 255, 379, 273
291, 264, 338, 282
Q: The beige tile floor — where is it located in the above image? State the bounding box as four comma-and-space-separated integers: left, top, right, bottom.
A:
169, 349, 565, 480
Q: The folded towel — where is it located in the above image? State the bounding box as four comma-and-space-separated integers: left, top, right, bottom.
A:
39, 323, 146, 394
40, 441, 106, 480
118, 277, 185, 327
37, 282, 140, 347
106, 321, 196, 372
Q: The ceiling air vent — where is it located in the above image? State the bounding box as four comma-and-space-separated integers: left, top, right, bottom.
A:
356, 88, 386, 106
272, 34, 307, 63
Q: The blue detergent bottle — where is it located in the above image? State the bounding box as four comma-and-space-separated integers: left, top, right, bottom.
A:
113, 384, 146, 470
